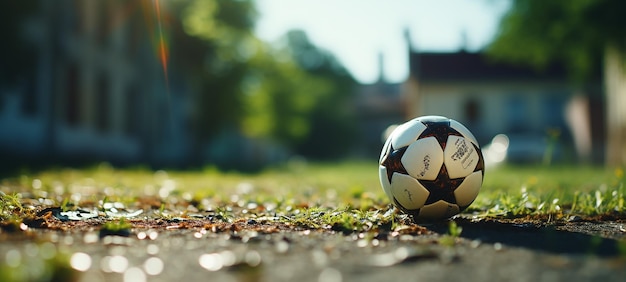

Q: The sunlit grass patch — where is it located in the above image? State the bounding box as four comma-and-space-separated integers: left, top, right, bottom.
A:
1, 161, 625, 228
1, 161, 625, 281
474, 165, 625, 218
0, 192, 23, 217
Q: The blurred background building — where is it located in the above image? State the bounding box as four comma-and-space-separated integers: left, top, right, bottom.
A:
402, 31, 604, 164
354, 53, 404, 157
0, 0, 621, 171
0, 0, 357, 171
354, 32, 604, 164
0, 1, 191, 171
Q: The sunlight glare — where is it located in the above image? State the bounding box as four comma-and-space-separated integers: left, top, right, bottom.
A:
154, 0, 170, 89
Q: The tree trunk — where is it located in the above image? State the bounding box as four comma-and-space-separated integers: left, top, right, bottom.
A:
604, 45, 626, 166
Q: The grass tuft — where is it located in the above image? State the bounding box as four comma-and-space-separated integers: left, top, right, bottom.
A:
1, 161, 625, 232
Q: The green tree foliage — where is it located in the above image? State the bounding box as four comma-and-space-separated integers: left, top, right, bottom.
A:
173, 1, 357, 160
168, 0, 259, 144
241, 31, 358, 159
284, 30, 358, 159
242, 50, 323, 148
488, 0, 626, 82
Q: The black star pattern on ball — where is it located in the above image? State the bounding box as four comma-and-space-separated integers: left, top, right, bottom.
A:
419, 164, 464, 205
382, 145, 408, 183
418, 120, 463, 150
472, 143, 485, 174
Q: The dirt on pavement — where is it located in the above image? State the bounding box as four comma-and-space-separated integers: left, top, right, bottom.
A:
1, 210, 625, 282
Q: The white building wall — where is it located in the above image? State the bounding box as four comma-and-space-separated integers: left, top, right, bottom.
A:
412, 80, 574, 145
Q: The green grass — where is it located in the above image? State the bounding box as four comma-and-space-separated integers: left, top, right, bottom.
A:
1, 161, 625, 281
476, 165, 625, 217
1, 161, 625, 228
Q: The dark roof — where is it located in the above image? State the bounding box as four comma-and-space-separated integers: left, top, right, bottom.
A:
358, 81, 402, 96
409, 51, 568, 81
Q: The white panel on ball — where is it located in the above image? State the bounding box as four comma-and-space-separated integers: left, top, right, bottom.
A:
379, 136, 392, 164
449, 119, 479, 145
390, 173, 429, 210
378, 166, 394, 200
418, 200, 460, 220
390, 119, 427, 149
444, 136, 480, 179
416, 115, 448, 123
402, 137, 444, 181
454, 171, 483, 207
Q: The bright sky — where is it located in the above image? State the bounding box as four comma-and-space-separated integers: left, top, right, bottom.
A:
254, 0, 511, 84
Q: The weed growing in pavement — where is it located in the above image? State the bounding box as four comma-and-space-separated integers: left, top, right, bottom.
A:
448, 221, 463, 237
0, 192, 23, 216
99, 196, 109, 212
100, 217, 132, 237
439, 221, 463, 247
0, 192, 24, 225
60, 197, 72, 212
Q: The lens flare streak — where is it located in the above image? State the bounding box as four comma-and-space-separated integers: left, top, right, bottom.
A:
153, 0, 169, 90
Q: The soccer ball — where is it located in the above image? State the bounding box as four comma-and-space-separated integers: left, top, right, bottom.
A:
379, 116, 485, 221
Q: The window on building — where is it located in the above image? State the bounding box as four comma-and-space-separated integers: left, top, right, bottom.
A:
21, 72, 37, 116
96, 1, 110, 46
96, 75, 109, 133
128, 12, 141, 54
464, 98, 480, 123
506, 95, 527, 133
66, 65, 80, 126
125, 84, 140, 137
542, 95, 566, 130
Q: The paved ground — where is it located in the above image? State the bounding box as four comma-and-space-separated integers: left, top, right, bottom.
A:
1, 215, 625, 282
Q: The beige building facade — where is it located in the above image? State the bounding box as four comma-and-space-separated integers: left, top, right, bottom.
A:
401, 39, 603, 163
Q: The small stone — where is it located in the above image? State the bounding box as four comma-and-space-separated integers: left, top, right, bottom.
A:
567, 215, 583, 222
494, 242, 503, 251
